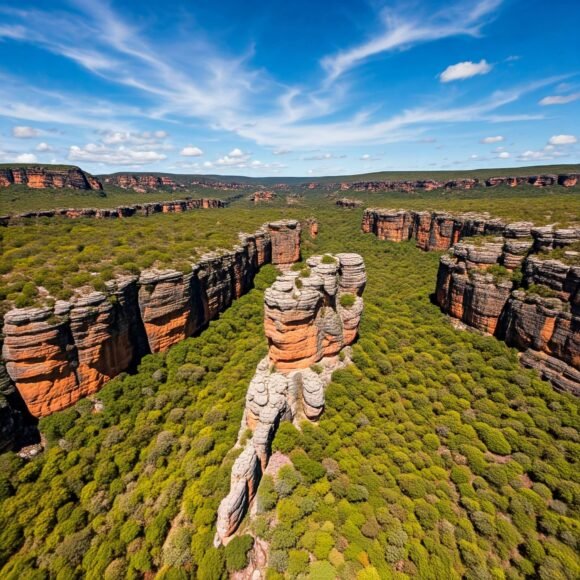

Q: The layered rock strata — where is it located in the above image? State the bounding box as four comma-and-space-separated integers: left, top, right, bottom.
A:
435, 228, 579, 395
215, 253, 366, 543
1, 221, 301, 418
306, 173, 579, 192
0, 197, 232, 226
0, 166, 102, 190
101, 174, 252, 192
361, 209, 579, 253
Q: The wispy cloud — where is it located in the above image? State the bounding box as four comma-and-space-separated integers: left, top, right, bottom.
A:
539, 93, 580, 105
321, 0, 502, 83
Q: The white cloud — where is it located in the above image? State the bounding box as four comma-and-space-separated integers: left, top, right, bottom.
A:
272, 148, 291, 155
228, 148, 245, 158
15, 153, 38, 163
35, 142, 52, 152
497, 151, 510, 159
480, 135, 504, 143
68, 143, 166, 165
12, 125, 41, 138
99, 130, 169, 146
539, 93, 580, 106
548, 134, 577, 145
303, 152, 346, 161
321, 0, 502, 83
440, 59, 492, 82
180, 146, 204, 157
360, 154, 371, 160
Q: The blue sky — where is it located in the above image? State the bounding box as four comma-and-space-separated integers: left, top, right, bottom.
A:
0, 0, 578, 176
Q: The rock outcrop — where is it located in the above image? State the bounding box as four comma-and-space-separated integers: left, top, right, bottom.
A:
336, 198, 363, 208
305, 218, 318, 239
0, 166, 102, 190
215, 253, 365, 544
249, 190, 276, 203
0, 197, 232, 225
435, 226, 579, 395
1, 222, 301, 418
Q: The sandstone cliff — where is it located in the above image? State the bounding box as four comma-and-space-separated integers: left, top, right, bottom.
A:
363, 208, 508, 250
215, 253, 366, 543
1, 221, 301, 419
0, 166, 102, 190
336, 198, 363, 208
435, 226, 579, 395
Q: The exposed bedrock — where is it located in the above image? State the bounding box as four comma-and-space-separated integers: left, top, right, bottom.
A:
435, 237, 579, 395
0, 166, 102, 190
1, 221, 301, 419
215, 253, 366, 544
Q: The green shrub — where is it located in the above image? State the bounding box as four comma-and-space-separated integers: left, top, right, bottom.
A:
339, 293, 356, 308
225, 535, 254, 572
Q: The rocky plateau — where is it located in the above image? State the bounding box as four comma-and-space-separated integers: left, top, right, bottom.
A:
0, 221, 302, 451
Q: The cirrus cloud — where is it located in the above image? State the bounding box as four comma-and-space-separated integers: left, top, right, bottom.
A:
539, 93, 580, 106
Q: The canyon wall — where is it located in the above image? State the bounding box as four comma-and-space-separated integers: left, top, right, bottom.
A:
435, 226, 579, 395
308, 172, 578, 192
0, 166, 102, 190
215, 253, 366, 544
0, 197, 232, 226
0, 221, 301, 426
363, 210, 579, 394
362, 208, 507, 251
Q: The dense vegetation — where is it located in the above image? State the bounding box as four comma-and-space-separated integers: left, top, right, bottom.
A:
0, 205, 578, 579
337, 185, 578, 226
0, 207, 303, 313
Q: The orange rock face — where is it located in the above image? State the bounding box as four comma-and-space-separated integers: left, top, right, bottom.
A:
0, 166, 102, 190
267, 220, 301, 266
265, 253, 366, 370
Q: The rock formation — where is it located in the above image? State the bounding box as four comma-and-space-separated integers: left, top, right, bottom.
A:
435, 225, 579, 395
249, 190, 276, 203
305, 173, 579, 192
336, 198, 363, 208
215, 253, 366, 544
0, 166, 102, 190
305, 218, 318, 238
1, 221, 301, 419
101, 173, 252, 192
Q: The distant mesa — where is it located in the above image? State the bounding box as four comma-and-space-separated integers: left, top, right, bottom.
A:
0, 165, 102, 190
101, 172, 253, 192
